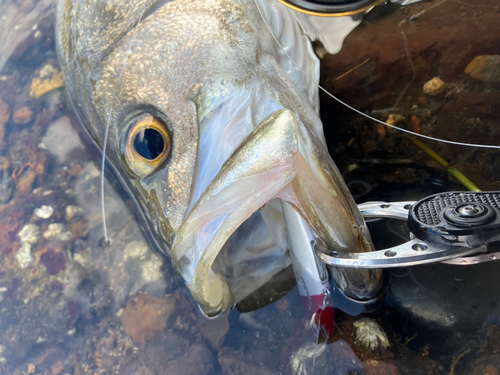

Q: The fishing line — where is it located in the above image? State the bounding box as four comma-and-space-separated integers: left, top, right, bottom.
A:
254, 0, 500, 150
100, 2, 149, 245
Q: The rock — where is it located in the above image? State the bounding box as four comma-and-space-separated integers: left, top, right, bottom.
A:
219, 347, 275, 375
13, 106, 34, 124
199, 313, 230, 350
156, 343, 213, 375
0, 99, 9, 123
50, 359, 64, 374
365, 359, 400, 375
18, 223, 40, 244
386, 114, 406, 127
65, 205, 83, 221
15, 243, 33, 269
423, 77, 445, 96
464, 55, 500, 83
353, 317, 390, 352
410, 115, 421, 133
121, 293, 181, 344
34, 205, 54, 219
0, 157, 10, 170
124, 240, 149, 261
30, 70, 64, 98
329, 340, 365, 374
43, 223, 72, 241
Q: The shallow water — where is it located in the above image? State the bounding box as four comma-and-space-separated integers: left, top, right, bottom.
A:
0, 0, 499, 374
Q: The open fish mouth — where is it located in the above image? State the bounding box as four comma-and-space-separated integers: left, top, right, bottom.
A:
173, 96, 377, 316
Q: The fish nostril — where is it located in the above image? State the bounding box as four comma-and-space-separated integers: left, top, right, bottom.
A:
133, 128, 165, 160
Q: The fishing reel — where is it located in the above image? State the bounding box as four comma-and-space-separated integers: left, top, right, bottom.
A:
316, 191, 500, 268
278, 0, 417, 17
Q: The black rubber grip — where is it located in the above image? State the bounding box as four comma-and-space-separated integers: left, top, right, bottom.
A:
408, 191, 500, 247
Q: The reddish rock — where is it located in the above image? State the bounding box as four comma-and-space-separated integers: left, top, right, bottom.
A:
68, 164, 83, 177
164, 344, 214, 375
464, 55, 500, 83
219, 347, 275, 375
50, 360, 64, 375
40, 247, 66, 275
121, 292, 181, 344
13, 106, 34, 124
0, 99, 9, 123
199, 312, 230, 350
365, 359, 400, 375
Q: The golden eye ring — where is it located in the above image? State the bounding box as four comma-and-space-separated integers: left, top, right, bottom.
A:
124, 114, 171, 176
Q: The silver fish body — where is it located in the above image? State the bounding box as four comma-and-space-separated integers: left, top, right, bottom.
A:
56, 0, 382, 315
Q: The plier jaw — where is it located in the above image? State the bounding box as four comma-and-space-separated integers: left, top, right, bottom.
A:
315, 191, 500, 268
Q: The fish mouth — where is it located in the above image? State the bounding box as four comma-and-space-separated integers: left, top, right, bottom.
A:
172, 107, 378, 316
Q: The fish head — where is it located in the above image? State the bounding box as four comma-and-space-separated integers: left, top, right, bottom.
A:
57, 0, 380, 316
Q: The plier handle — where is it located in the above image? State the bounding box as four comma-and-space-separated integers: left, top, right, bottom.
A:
315, 191, 500, 268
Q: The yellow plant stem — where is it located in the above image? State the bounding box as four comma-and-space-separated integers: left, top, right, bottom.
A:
406, 136, 481, 192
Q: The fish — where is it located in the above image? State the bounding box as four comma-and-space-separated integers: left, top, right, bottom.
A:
56, 0, 382, 317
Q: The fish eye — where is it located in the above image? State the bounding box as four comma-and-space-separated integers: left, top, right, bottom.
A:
123, 114, 171, 176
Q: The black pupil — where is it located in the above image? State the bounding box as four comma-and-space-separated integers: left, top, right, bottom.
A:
133, 128, 165, 160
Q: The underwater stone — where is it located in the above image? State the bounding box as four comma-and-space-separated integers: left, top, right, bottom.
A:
124, 240, 149, 261
464, 55, 500, 83
34, 205, 54, 219
141, 257, 164, 282
13, 106, 34, 124
65, 205, 83, 221
18, 223, 39, 244
353, 317, 390, 352
0, 287, 7, 303
423, 77, 445, 96
16, 243, 33, 269
43, 223, 72, 241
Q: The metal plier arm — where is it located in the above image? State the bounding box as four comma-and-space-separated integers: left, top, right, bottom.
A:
315, 191, 500, 268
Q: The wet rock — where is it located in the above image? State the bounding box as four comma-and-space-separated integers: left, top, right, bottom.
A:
43, 223, 72, 241
121, 292, 182, 344
199, 313, 230, 350
464, 55, 500, 83
124, 240, 149, 261
30, 70, 64, 98
50, 360, 64, 374
15, 243, 33, 269
0, 169, 12, 203
18, 223, 39, 244
353, 317, 390, 352
65, 205, 83, 221
42, 116, 84, 161
330, 340, 365, 374
219, 347, 275, 375
0, 157, 10, 170
40, 246, 67, 275
410, 115, 422, 134
423, 77, 445, 96
0, 99, 9, 124
34, 205, 54, 219
13, 106, 34, 124
162, 343, 213, 375
140, 256, 165, 283
365, 359, 400, 375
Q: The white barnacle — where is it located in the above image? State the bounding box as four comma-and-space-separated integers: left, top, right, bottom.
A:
34, 205, 54, 219
16, 243, 33, 269
353, 317, 390, 352
18, 224, 39, 244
